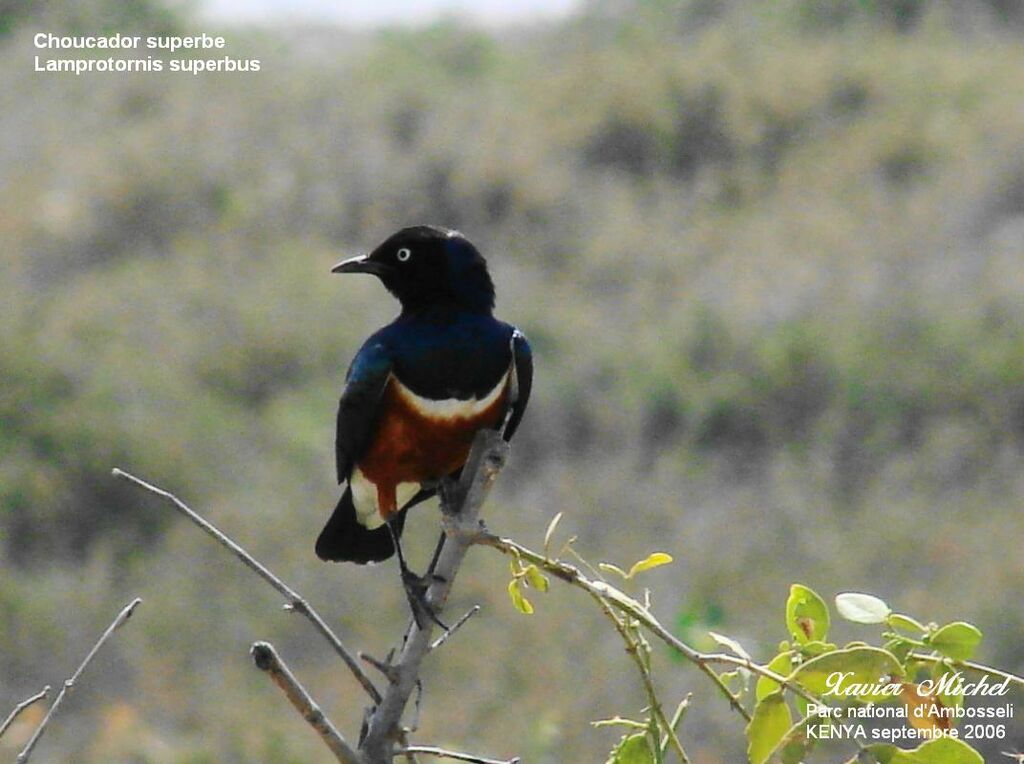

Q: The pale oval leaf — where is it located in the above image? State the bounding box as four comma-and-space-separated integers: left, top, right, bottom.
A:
836, 592, 892, 624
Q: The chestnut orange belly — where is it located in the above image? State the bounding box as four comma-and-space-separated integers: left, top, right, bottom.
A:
351, 373, 509, 526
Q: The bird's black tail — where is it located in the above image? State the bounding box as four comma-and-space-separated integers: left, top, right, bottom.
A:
316, 487, 407, 564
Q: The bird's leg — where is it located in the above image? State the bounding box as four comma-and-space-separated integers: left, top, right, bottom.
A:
438, 473, 462, 515
425, 531, 447, 582
387, 519, 449, 632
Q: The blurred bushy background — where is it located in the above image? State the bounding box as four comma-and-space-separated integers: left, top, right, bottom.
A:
1, 0, 1023, 760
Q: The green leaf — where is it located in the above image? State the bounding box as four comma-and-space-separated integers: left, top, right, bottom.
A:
798, 640, 836, 657
930, 664, 965, 710
781, 735, 808, 764
835, 592, 891, 624
718, 670, 744, 691
766, 713, 812, 764
790, 646, 904, 703
524, 564, 549, 593
746, 692, 792, 764
888, 613, 926, 634
607, 732, 655, 764
756, 651, 795, 702
883, 637, 914, 664
507, 579, 534, 615
866, 736, 983, 764
627, 552, 673, 579
786, 584, 830, 644
929, 622, 982, 661
792, 693, 809, 719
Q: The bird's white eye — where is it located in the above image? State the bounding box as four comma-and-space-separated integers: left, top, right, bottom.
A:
396, 248, 412, 262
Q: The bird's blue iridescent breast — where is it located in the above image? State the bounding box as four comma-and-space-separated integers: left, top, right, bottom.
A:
372, 310, 514, 401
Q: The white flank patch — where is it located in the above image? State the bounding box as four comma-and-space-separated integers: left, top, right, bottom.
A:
392, 371, 509, 420
350, 467, 419, 529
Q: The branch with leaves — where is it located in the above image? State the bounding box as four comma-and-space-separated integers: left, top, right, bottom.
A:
115, 441, 1023, 764
479, 523, 1024, 764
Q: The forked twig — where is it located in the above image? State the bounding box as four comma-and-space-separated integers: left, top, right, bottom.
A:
16, 598, 141, 764
0, 687, 50, 741
112, 467, 381, 704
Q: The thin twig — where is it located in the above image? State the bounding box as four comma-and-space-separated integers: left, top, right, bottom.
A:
251, 642, 362, 764
473, 533, 828, 720
16, 599, 141, 764
593, 596, 689, 763
473, 534, 754, 717
409, 679, 424, 733
361, 652, 398, 682
358, 431, 511, 764
907, 652, 1024, 689
0, 687, 50, 741
430, 605, 481, 651
112, 467, 381, 704
397, 746, 521, 764
660, 695, 691, 756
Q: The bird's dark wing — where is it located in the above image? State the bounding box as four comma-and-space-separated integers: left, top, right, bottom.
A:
502, 328, 533, 441
336, 340, 392, 483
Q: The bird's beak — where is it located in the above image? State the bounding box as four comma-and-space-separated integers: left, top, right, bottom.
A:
331, 253, 385, 276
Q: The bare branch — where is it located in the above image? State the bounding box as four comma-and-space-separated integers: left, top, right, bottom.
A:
358, 430, 510, 764
660, 695, 691, 756
907, 652, 1024, 689
429, 605, 480, 651
251, 641, 363, 764
0, 687, 50, 741
16, 598, 141, 764
397, 745, 521, 764
112, 467, 381, 704
360, 651, 398, 682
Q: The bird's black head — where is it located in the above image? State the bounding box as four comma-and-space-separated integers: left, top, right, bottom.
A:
332, 225, 495, 314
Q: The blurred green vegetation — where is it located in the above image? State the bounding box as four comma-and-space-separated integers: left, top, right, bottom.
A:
1, 0, 1023, 761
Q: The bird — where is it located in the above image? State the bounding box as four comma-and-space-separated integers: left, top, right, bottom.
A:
316, 225, 533, 626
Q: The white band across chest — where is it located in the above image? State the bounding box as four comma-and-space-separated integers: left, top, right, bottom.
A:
391, 371, 509, 420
